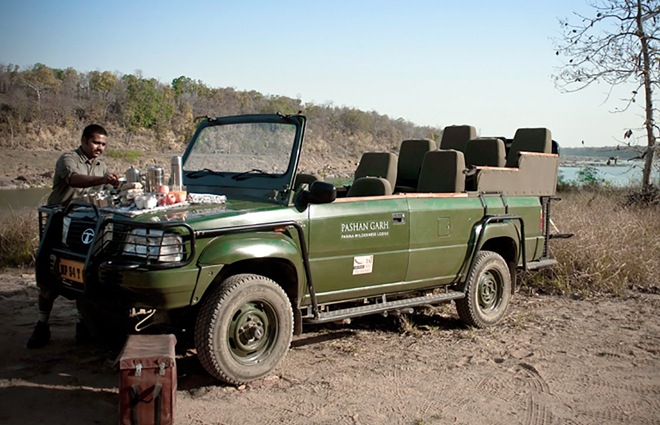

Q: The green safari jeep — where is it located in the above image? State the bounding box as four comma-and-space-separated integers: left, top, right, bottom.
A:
36, 113, 561, 384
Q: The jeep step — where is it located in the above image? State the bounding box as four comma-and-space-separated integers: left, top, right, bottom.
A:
304, 290, 465, 324
526, 258, 558, 270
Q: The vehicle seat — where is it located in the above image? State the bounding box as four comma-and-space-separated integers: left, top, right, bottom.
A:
505, 128, 552, 167
353, 152, 397, 189
347, 177, 393, 197
416, 149, 466, 193
294, 173, 322, 190
395, 139, 437, 192
439, 125, 477, 153
465, 138, 506, 167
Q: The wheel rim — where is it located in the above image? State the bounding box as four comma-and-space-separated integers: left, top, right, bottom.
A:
227, 301, 278, 365
477, 270, 502, 313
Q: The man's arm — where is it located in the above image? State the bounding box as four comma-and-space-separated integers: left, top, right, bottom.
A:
69, 173, 119, 188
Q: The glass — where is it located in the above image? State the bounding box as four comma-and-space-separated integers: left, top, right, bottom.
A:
183, 122, 296, 176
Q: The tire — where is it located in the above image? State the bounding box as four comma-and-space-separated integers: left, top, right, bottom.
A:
194, 273, 293, 385
456, 250, 512, 328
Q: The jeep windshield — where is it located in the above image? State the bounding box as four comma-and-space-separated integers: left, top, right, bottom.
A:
184, 121, 297, 178
181, 115, 305, 202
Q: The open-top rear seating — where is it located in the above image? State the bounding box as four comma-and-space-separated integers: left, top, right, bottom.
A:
465, 138, 506, 167
505, 128, 552, 167
416, 149, 466, 193
347, 177, 393, 197
348, 152, 398, 197
354, 152, 397, 188
439, 125, 477, 153
343, 126, 557, 198
472, 127, 558, 196
395, 138, 437, 193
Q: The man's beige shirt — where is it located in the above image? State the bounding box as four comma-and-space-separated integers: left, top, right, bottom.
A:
47, 147, 108, 206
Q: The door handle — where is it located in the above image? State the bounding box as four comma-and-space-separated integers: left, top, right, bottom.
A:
392, 213, 405, 224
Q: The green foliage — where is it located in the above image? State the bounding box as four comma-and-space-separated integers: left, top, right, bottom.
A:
0, 63, 440, 157
172, 75, 210, 98
122, 75, 174, 130
576, 165, 604, 187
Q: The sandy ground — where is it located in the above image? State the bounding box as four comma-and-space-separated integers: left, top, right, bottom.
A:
0, 269, 658, 425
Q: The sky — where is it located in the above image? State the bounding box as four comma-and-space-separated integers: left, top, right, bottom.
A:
0, 0, 647, 148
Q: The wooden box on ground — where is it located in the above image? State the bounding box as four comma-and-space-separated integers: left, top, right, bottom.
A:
118, 334, 177, 425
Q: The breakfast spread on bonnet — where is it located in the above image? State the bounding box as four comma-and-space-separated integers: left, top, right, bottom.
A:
81, 156, 216, 212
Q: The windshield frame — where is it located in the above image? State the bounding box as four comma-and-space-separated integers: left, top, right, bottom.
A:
181, 114, 305, 204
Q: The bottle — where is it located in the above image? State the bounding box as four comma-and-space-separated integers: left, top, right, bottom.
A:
170, 156, 183, 192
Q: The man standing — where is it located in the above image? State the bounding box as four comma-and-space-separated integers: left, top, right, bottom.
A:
46, 124, 119, 206
27, 124, 119, 348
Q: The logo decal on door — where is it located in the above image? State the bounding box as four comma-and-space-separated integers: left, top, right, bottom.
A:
353, 255, 373, 275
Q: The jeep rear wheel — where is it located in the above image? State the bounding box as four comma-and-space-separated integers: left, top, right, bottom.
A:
456, 250, 511, 328
194, 273, 293, 385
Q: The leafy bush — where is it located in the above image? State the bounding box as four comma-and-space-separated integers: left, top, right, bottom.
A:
576, 165, 605, 188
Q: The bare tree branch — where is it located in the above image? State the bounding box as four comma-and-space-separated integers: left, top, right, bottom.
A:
553, 0, 659, 190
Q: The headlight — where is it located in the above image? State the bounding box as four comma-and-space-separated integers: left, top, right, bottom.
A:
122, 228, 183, 262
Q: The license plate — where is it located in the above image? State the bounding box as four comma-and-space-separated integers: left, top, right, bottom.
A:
59, 258, 84, 284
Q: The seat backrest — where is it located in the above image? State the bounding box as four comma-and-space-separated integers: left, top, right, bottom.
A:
354, 152, 397, 189
505, 128, 552, 167
465, 138, 506, 167
293, 173, 321, 190
417, 149, 466, 193
439, 125, 477, 153
347, 177, 393, 197
396, 138, 437, 191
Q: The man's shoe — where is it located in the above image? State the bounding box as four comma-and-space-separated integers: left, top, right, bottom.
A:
27, 321, 51, 349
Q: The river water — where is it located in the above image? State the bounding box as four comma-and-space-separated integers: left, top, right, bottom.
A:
0, 187, 50, 215
559, 165, 659, 187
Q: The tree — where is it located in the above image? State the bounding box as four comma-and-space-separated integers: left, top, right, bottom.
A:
89, 70, 118, 121
121, 74, 173, 131
554, 0, 659, 190
20, 63, 61, 132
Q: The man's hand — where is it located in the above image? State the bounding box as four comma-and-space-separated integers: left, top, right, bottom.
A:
104, 173, 120, 188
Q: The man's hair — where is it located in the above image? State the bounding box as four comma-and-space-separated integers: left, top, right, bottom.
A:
81, 124, 107, 141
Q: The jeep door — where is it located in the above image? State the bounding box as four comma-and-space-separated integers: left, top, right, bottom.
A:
405, 195, 483, 285
306, 197, 409, 303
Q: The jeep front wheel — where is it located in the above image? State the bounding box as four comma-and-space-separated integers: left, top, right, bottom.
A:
456, 250, 511, 328
194, 273, 293, 385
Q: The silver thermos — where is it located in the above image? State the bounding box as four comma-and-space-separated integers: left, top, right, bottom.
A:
170, 156, 183, 191
146, 166, 164, 192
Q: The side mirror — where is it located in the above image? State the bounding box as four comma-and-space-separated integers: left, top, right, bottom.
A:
307, 181, 336, 204
295, 181, 336, 209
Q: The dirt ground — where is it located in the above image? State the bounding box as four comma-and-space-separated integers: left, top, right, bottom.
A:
0, 269, 658, 425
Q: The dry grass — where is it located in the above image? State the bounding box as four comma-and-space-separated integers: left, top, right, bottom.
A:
526, 189, 660, 296
0, 209, 39, 268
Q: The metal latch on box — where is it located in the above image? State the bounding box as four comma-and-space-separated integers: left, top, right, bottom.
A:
134, 362, 166, 376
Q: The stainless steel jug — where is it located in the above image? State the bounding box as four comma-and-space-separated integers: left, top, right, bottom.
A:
125, 166, 141, 184
146, 166, 164, 192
